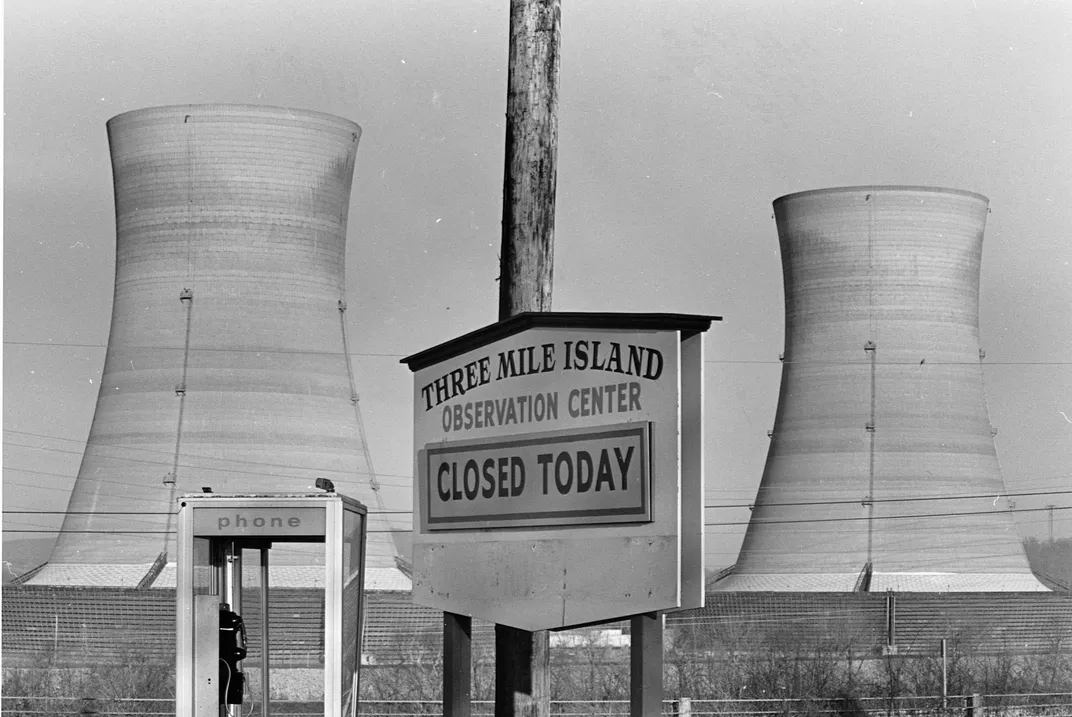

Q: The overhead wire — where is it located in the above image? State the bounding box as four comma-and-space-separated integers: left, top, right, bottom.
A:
6, 506, 1068, 534
4, 340, 1070, 365
6, 430, 1070, 501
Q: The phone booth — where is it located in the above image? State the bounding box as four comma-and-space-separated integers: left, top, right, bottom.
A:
175, 492, 367, 717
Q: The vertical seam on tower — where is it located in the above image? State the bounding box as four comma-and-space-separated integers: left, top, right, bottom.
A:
866, 342, 876, 564
338, 300, 399, 554
163, 288, 194, 556
186, 113, 194, 282
338, 302, 388, 500
866, 188, 877, 565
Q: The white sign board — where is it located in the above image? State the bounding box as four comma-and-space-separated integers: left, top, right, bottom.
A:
404, 313, 713, 631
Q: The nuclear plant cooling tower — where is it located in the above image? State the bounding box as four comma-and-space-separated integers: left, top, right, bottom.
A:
719, 186, 1046, 593
28, 104, 405, 589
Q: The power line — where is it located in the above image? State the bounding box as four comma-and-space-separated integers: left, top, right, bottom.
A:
6, 433, 1071, 500
2, 442, 414, 487
706, 488, 1072, 510
1, 509, 412, 516
706, 504, 1071, 528
4, 340, 1069, 365
3, 430, 416, 482
1, 340, 404, 358
5, 505, 1067, 534
3, 528, 411, 534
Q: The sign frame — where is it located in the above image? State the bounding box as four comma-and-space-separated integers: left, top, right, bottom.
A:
402, 312, 717, 631
419, 421, 653, 531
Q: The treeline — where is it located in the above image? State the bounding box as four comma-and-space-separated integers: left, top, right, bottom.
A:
1023, 537, 1072, 587
360, 622, 1072, 704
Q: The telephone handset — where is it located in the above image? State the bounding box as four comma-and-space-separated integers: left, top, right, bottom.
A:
218, 604, 247, 705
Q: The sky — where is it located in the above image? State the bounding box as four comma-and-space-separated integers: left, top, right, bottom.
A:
4, 0, 1071, 577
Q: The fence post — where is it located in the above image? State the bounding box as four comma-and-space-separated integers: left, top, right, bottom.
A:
940, 638, 948, 711
963, 693, 981, 717
674, 697, 692, 717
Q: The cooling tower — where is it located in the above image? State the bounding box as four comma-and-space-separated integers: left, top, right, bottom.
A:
28, 104, 405, 588
719, 186, 1046, 592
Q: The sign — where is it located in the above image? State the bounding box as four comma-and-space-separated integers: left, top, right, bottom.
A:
193, 506, 327, 537
421, 422, 651, 531
402, 312, 715, 631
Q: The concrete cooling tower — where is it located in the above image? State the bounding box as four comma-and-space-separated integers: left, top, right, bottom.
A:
718, 186, 1046, 593
27, 104, 406, 589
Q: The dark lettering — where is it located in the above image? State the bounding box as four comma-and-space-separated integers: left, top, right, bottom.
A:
451, 462, 462, 500
576, 451, 594, 493
555, 452, 573, 494
595, 451, 615, 491
497, 457, 509, 497
629, 382, 642, 411
511, 456, 525, 496
482, 458, 496, 498
538, 453, 554, 494
288, 517, 301, 527
627, 345, 643, 376
574, 340, 589, 369
590, 341, 606, 370
253, 517, 265, 527
463, 460, 479, 500
438, 463, 452, 501
614, 446, 635, 490
606, 342, 623, 373
644, 349, 663, 380
434, 375, 450, 406
497, 350, 519, 380
541, 343, 556, 372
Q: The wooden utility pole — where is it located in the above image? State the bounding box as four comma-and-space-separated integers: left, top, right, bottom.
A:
495, 1, 560, 717
498, 0, 560, 321
442, 2, 559, 715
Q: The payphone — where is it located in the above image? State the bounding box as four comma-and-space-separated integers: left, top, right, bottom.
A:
175, 493, 367, 717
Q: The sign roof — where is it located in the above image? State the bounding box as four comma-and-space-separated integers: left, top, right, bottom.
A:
401, 311, 719, 371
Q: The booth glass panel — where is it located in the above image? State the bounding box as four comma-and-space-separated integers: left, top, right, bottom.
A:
192, 537, 215, 595
340, 509, 365, 715
232, 546, 327, 715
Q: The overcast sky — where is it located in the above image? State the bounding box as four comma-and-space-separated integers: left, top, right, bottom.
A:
4, 0, 1070, 574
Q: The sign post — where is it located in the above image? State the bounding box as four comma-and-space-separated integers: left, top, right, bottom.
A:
403, 311, 716, 712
